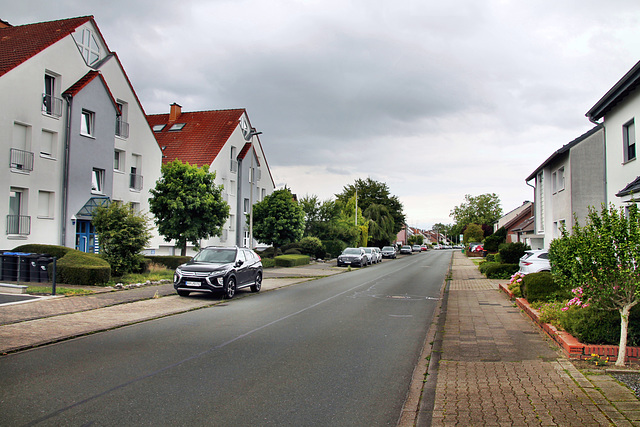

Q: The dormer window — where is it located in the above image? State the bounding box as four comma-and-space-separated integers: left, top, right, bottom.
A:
74, 28, 100, 65
169, 123, 186, 131
153, 124, 166, 132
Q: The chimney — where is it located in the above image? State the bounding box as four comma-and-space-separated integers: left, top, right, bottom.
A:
169, 103, 182, 122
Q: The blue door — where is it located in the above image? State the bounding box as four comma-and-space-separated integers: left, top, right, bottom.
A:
76, 220, 98, 253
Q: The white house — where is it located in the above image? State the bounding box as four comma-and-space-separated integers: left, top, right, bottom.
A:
525, 126, 606, 249
586, 60, 640, 210
0, 16, 162, 252
147, 104, 276, 255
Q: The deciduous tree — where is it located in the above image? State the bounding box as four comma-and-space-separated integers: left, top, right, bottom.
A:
252, 188, 305, 256
451, 193, 502, 229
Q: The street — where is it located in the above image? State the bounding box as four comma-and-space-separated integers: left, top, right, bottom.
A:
0, 251, 450, 426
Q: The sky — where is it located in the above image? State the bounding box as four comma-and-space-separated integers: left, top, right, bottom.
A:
5, 0, 640, 229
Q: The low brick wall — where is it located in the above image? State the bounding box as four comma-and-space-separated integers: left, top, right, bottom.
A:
498, 283, 640, 364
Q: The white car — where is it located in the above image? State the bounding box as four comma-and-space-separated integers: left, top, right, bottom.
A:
519, 250, 551, 274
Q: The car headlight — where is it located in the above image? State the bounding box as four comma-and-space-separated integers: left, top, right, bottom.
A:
174, 268, 182, 282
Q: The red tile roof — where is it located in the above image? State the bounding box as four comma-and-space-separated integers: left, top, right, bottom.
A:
63, 70, 120, 113
0, 16, 92, 77
147, 109, 246, 166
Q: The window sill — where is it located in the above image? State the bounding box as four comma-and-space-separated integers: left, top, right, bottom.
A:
91, 190, 104, 196
622, 157, 637, 166
37, 216, 54, 220
10, 168, 30, 175
129, 188, 141, 193
81, 133, 96, 139
114, 169, 125, 174
40, 153, 56, 160
42, 112, 61, 120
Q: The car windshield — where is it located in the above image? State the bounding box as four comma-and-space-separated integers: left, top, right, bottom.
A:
193, 248, 236, 263
363, 248, 372, 253
382, 246, 394, 251
343, 248, 361, 255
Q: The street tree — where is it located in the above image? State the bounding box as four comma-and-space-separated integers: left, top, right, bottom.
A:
549, 204, 640, 366
92, 201, 151, 276
364, 203, 395, 247
450, 193, 502, 229
149, 160, 229, 256
252, 188, 305, 256
463, 223, 484, 244
336, 178, 405, 235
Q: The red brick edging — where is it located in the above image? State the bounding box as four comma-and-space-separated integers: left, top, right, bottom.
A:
498, 283, 640, 364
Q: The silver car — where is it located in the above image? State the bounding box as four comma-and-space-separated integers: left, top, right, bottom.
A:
519, 250, 551, 274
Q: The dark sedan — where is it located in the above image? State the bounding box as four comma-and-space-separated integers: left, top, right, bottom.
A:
337, 247, 367, 267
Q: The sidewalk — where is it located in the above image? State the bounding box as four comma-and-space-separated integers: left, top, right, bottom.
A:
422, 251, 640, 426
0, 262, 342, 354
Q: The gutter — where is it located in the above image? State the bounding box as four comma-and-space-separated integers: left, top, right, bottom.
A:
60, 94, 73, 246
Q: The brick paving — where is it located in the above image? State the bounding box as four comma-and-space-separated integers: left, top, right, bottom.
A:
429, 252, 640, 426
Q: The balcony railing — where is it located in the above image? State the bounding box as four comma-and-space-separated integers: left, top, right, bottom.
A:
10, 148, 34, 171
116, 117, 130, 138
129, 173, 143, 191
6, 215, 31, 235
42, 93, 63, 117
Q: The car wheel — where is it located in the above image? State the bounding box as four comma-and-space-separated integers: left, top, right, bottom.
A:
251, 274, 262, 292
177, 290, 190, 297
224, 277, 236, 299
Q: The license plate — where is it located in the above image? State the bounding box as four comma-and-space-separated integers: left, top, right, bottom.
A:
186, 281, 201, 287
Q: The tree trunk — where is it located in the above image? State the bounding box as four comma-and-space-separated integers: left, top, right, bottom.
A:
617, 304, 632, 367
180, 241, 187, 257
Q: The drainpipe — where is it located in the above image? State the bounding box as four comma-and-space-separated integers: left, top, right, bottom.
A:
60, 94, 73, 247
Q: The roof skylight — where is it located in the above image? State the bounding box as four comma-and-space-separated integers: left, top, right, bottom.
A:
153, 124, 166, 132
169, 123, 186, 131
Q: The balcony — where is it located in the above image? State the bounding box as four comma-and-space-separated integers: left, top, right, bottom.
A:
129, 173, 143, 191
6, 215, 31, 235
116, 117, 130, 138
42, 93, 63, 117
10, 148, 34, 172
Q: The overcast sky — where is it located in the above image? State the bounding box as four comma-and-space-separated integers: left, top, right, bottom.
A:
5, 1, 640, 229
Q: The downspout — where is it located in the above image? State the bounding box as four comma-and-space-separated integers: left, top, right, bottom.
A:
60, 94, 73, 247
236, 156, 243, 246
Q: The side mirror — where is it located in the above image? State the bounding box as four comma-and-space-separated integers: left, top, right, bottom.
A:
235, 259, 244, 267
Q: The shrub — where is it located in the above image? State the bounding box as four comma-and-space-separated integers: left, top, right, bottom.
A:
12, 244, 71, 259
560, 305, 640, 346
284, 248, 302, 255
261, 258, 276, 268
56, 251, 111, 285
485, 253, 496, 262
521, 271, 572, 303
323, 239, 347, 258
507, 272, 525, 298
484, 263, 519, 279
298, 236, 325, 259
145, 255, 192, 270
255, 247, 282, 258
479, 261, 500, 274
532, 300, 566, 325
274, 254, 310, 267
483, 227, 507, 252
280, 242, 301, 253
498, 242, 530, 264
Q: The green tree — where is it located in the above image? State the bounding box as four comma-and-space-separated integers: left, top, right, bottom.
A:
92, 202, 151, 276
549, 204, 640, 366
252, 188, 305, 256
300, 195, 341, 240
336, 178, 405, 235
364, 203, 395, 247
451, 193, 502, 229
149, 160, 229, 256
463, 223, 484, 244
408, 234, 424, 245
336, 194, 368, 246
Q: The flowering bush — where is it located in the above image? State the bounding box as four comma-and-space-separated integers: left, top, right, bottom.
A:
507, 272, 525, 297
562, 287, 590, 311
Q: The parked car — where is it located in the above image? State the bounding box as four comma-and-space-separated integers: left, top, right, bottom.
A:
363, 247, 377, 264
400, 245, 413, 254
420, 245, 428, 251
519, 250, 551, 274
367, 247, 382, 263
412, 244, 422, 252
381, 246, 397, 259
174, 246, 263, 299
337, 247, 368, 267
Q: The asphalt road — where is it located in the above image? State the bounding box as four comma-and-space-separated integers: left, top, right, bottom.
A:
0, 251, 451, 426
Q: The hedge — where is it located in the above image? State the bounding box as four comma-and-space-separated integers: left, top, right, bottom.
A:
145, 255, 191, 270
322, 240, 347, 259
561, 305, 640, 346
274, 254, 310, 267
484, 263, 519, 279
521, 271, 572, 303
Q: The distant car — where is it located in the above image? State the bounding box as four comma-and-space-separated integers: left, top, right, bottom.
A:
337, 247, 367, 267
412, 245, 422, 252
368, 247, 382, 263
420, 245, 428, 251
174, 246, 263, 299
362, 247, 376, 264
519, 250, 551, 274
381, 246, 397, 259
400, 245, 412, 255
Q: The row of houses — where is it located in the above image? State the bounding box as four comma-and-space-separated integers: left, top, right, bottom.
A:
499, 61, 640, 249
1, 16, 275, 255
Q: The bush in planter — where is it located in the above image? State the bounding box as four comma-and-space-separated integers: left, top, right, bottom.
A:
498, 242, 530, 264
522, 272, 572, 303
275, 254, 310, 267
560, 305, 640, 346
484, 263, 519, 279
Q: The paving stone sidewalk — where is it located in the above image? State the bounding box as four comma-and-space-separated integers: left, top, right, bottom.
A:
428, 252, 640, 426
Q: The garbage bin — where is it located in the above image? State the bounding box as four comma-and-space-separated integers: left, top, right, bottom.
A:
12, 252, 32, 282
1, 252, 19, 281
28, 254, 42, 282
36, 256, 53, 283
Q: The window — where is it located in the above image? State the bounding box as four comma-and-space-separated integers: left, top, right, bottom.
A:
153, 124, 165, 132
115, 101, 129, 138
8, 188, 30, 235
81, 110, 95, 136
624, 120, 637, 163
536, 172, 544, 232
261, 188, 266, 200
130, 154, 142, 190
129, 202, 140, 213
42, 73, 62, 117
552, 167, 565, 193
114, 150, 124, 172
11, 123, 33, 171
169, 123, 186, 131
41, 130, 56, 158
229, 180, 236, 196
38, 191, 54, 218
230, 146, 237, 173
229, 214, 235, 231
92, 168, 104, 194
74, 28, 101, 65
244, 198, 250, 214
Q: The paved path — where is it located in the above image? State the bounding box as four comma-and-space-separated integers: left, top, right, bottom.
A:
424, 251, 640, 426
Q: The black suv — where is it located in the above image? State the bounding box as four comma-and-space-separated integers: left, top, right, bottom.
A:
174, 246, 263, 299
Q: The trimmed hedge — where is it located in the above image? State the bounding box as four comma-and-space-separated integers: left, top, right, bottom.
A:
561, 305, 640, 346
145, 255, 192, 270
261, 258, 276, 268
275, 254, 310, 267
13, 244, 110, 285
479, 261, 500, 274
484, 263, 519, 279
521, 272, 572, 303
